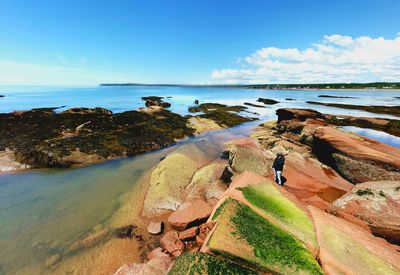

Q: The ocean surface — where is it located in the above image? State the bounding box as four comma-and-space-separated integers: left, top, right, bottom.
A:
0, 85, 399, 274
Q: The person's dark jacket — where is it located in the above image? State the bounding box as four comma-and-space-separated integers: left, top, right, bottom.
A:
272, 156, 285, 171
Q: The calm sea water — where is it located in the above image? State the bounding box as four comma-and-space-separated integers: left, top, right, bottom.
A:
0, 85, 399, 274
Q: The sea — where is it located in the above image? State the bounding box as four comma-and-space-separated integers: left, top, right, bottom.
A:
0, 85, 399, 274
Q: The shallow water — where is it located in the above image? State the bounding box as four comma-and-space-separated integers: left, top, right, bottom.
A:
0, 85, 399, 274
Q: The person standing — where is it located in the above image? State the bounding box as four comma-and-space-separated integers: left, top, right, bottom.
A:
272, 153, 285, 185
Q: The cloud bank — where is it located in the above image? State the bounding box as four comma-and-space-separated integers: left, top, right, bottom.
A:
212, 34, 400, 84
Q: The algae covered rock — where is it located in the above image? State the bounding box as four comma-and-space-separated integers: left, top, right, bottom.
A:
310, 206, 400, 275
168, 252, 257, 275
207, 198, 322, 274
227, 138, 274, 176
142, 152, 200, 217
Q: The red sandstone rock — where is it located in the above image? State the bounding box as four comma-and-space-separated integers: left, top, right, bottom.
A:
276, 108, 323, 123
178, 226, 198, 241
147, 221, 163, 235
168, 200, 212, 230
147, 247, 169, 260
160, 231, 185, 258
310, 206, 400, 274
330, 180, 400, 244
313, 126, 400, 183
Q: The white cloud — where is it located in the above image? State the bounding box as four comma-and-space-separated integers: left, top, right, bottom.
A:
211, 33, 400, 84
0, 60, 134, 85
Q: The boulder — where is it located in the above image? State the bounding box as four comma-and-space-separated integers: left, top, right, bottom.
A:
257, 98, 279, 105
220, 166, 233, 184
276, 108, 323, 123
160, 231, 185, 258
168, 200, 212, 230
310, 206, 400, 274
142, 148, 206, 217
227, 138, 274, 176
184, 161, 227, 202
313, 126, 400, 183
330, 180, 400, 244
141, 96, 171, 108
147, 221, 164, 235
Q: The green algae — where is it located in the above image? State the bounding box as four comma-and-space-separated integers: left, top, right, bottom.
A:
232, 202, 322, 275
212, 198, 231, 220
239, 184, 317, 249
208, 199, 322, 274
168, 252, 256, 275
320, 224, 400, 275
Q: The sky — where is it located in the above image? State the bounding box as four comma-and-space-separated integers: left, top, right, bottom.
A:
0, 0, 399, 85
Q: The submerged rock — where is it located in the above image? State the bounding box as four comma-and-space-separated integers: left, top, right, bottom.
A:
330, 180, 400, 244
257, 98, 279, 105
114, 255, 173, 275
147, 221, 164, 235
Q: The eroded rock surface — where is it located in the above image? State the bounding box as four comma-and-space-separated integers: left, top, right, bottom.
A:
330, 180, 400, 244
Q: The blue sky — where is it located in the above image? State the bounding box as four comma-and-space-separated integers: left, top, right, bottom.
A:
0, 0, 399, 85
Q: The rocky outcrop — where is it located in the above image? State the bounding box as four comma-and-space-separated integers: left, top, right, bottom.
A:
313, 126, 400, 183
0, 107, 194, 169
187, 117, 223, 135
273, 108, 400, 184
141, 96, 171, 108
227, 138, 274, 176
167, 200, 213, 230
188, 102, 257, 128
257, 98, 279, 105
330, 180, 400, 244
310, 206, 400, 274
142, 149, 206, 217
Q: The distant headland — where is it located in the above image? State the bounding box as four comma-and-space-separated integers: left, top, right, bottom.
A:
100, 82, 400, 90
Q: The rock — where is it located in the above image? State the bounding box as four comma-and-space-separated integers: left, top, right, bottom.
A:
147, 221, 164, 235
187, 117, 223, 135
44, 254, 62, 268
206, 197, 322, 274
147, 247, 169, 260
276, 108, 323, 123
184, 161, 226, 201
244, 102, 266, 108
168, 200, 212, 230
160, 231, 185, 257
220, 166, 234, 184
141, 96, 171, 108
142, 149, 204, 218
114, 255, 173, 275
257, 98, 279, 105
310, 206, 400, 274
0, 107, 194, 169
313, 126, 400, 183
113, 225, 135, 239
178, 226, 199, 241
61, 107, 112, 115
330, 180, 400, 244
227, 138, 274, 176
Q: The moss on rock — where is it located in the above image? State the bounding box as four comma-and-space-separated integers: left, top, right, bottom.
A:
207, 199, 322, 274
168, 252, 256, 275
